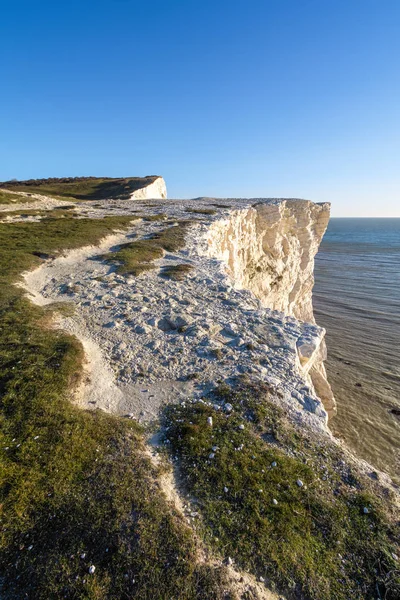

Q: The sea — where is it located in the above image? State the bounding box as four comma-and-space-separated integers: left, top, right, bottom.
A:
313, 218, 400, 481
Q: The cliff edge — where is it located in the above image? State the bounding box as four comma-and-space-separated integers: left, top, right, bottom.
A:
207, 199, 336, 417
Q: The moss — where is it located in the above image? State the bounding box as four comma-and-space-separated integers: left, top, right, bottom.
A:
160, 264, 194, 281
0, 213, 225, 598
164, 382, 400, 600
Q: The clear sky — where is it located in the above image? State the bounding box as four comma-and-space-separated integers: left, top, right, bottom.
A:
1, 0, 399, 216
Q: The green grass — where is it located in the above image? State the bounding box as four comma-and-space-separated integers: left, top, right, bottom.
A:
0, 214, 227, 599
164, 382, 400, 600
102, 240, 164, 276
0, 176, 162, 202
103, 222, 192, 276
0, 191, 34, 205
0, 208, 79, 221
160, 264, 194, 281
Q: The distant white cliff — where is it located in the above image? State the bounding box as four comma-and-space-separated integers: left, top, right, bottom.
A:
129, 176, 167, 200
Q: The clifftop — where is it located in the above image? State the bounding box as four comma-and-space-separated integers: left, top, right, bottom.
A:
0, 188, 398, 600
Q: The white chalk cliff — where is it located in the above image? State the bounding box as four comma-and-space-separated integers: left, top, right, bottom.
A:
21, 194, 335, 427
207, 199, 336, 417
129, 176, 167, 200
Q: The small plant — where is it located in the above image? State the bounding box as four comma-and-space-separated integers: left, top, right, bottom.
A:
185, 208, 217, 216
160, 263, 194, 281
210, 347, 223, 360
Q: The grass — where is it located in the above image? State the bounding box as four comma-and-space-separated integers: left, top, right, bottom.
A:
0, 176, 162, 202
0, 213, 228, 599
164, 381, 400, 600
0, 191, 34, 205
1, 208, 79, 221
160, 264, 194, 281
102, 240, 164, 276
103, 222, 192, 276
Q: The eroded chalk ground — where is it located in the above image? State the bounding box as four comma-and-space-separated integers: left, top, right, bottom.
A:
22, 198, 327, 430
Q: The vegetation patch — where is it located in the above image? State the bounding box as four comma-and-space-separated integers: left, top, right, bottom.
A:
103, 222, 192, 276
142, 213, 167, 222
0, 191, 33, 205
164, 382, 400, 600
0, 213, 228, 599
160, 264, 194, 281
0, 176, 162, 202
186, 208, 217, 216
102, 239, 164, 276
0, 208, 80, 222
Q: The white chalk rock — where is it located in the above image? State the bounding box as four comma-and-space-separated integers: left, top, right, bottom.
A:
206, 199, 336, 417
128, 176, 167, 200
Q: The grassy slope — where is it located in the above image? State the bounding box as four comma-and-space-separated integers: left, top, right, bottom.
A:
164, 382, 400, 600
0, 215, 227, 599
0, 176, 160, 202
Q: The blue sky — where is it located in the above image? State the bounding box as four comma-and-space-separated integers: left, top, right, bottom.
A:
1, 0, 399, 216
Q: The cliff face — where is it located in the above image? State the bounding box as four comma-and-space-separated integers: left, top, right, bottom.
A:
207, 199, 336, 417
129, 176, 167, 200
